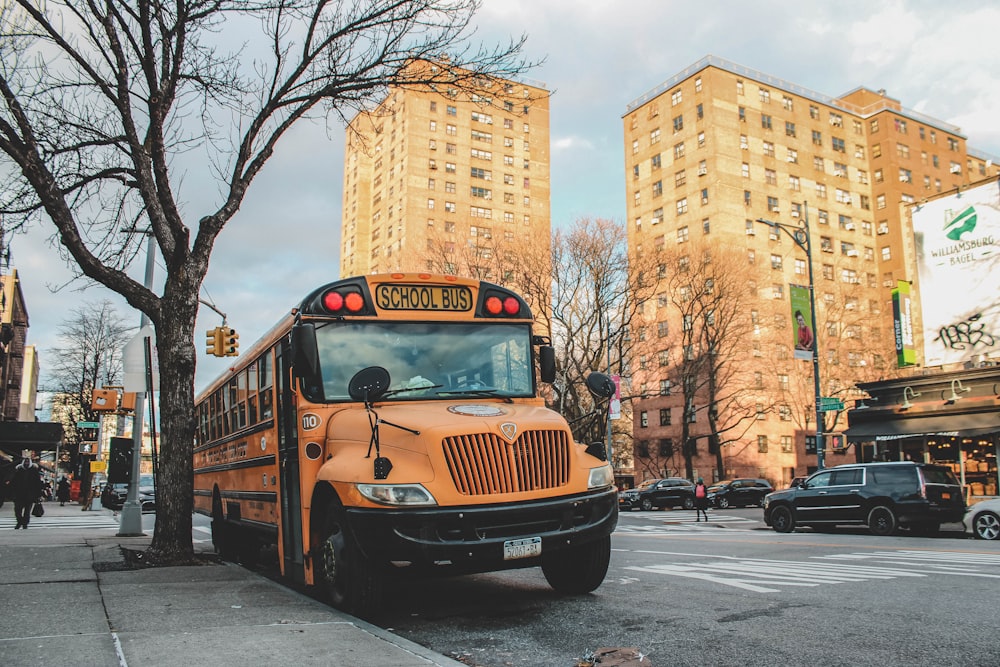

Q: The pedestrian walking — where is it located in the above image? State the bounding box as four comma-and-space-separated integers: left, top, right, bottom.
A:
694, 477, 709, 522
57, 475, 72, 506
11, 457, 43, 529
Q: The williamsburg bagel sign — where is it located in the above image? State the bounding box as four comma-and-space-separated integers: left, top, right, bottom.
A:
912, 180, 1000, 367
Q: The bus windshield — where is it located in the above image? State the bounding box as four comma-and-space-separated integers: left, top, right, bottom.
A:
314, 321, 535, 401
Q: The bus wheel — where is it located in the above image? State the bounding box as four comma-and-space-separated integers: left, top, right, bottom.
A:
318, 500, 384, 618
541, 536, 611, 595
211, 492, 238, 562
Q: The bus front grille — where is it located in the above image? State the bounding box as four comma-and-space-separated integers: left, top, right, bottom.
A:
442, 430, 571, 495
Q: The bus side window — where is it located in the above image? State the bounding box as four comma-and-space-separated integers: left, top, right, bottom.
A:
247, 362, 259, 425
259, 352, 274, 420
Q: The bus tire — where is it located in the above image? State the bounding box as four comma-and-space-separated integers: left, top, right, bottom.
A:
211, 491, 239, 562
541, 536, 611, 595
318, 499, 384, 618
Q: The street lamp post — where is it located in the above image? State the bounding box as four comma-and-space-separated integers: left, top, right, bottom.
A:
757, 205, 825, 471
118, 231, 155, 536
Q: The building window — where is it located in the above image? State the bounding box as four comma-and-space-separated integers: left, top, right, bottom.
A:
640, 411, 648, 428
673, 115, 684, 132
758, 435, 768, 453
659, 409, 671, 426
650, 128, 661, 144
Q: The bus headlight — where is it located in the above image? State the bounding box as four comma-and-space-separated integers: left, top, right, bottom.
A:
356, 483, 437, 506
588, 464, 614, 490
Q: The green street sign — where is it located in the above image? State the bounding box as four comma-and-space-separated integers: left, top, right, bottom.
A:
819, 397, 844, 412
77, 421, 100, 429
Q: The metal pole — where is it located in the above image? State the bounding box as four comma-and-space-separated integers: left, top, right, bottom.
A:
118, 232, 155, 536
802, 205, 824, 471
605, 311, 613, 466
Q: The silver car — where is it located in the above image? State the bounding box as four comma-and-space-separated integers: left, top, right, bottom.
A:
964, 498, 1000, 540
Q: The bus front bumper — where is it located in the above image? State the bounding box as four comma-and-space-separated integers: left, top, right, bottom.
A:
343, 488, 618, 573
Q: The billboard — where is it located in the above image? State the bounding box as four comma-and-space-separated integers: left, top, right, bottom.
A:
912, 180, 1000, 366
789, 283, 814, 361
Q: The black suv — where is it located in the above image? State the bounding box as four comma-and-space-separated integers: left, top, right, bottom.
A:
706, 478, 773, 508
763, 462, 965, 536
619, 478, 696, 511
101, 474, 156, 512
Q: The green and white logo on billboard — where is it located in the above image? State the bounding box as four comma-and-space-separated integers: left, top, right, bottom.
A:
944, 205, 977, 241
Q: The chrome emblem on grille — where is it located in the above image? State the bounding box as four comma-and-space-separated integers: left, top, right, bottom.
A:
499, 422, 518, 442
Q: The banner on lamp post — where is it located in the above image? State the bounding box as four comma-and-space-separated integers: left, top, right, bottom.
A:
892, 280, 916, 367
609, 375, 622, 421
789, 284, 814, 361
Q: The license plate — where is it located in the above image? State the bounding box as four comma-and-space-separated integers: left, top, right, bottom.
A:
941, 492, 950, 499
503, 537, 542, 560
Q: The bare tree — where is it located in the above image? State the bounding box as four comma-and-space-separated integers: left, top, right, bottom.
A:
0, 0, 535, 562
635, 240, 770, 481
46, 300, 132, 475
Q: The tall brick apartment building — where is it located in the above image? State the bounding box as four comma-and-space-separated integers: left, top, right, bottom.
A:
340, 65, 550, 281
623, 55, 999, 486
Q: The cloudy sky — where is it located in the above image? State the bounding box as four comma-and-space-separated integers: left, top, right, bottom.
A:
10, 0, 1000, 396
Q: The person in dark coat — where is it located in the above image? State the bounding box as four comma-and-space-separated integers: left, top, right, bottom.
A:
11, 457, 43, 529
694, 477, 709, 522
56, 476, 72, 506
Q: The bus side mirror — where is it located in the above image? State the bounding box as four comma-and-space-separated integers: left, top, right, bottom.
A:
291, 323, 320, 379
586, 372, 616, 398
539, 345, 555, 384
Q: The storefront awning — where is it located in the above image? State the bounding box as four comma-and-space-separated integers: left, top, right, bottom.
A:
0, 422, 65, 455
844, 412, 1000, 441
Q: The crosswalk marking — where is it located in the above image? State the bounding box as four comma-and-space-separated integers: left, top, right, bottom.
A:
0, 512, 121, 530
815, 550, 1000, 567
615, 511, 757, 535
622, 550, 1000, 593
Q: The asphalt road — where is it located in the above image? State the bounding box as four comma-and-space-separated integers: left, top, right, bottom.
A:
374, 507, 1000, 667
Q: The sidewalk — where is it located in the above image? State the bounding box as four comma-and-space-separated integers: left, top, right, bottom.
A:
0, 501, 465, 667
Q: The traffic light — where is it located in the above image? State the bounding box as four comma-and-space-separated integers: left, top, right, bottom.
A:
107, 437, 134, 485
222, 328, 239, 356
206, 327, 224, 357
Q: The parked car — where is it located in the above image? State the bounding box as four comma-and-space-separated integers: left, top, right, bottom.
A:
101, 474, 155, 512
619, 477, 696, 511
964, 498, 1000, 540
763, 462, 965, 536
706, 478, 773, 508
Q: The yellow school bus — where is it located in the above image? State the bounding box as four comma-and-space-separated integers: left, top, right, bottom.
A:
193, 273, 617, 616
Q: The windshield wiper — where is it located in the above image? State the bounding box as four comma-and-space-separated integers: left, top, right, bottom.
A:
435, 387, 513, 403
382, 383, 444, 398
